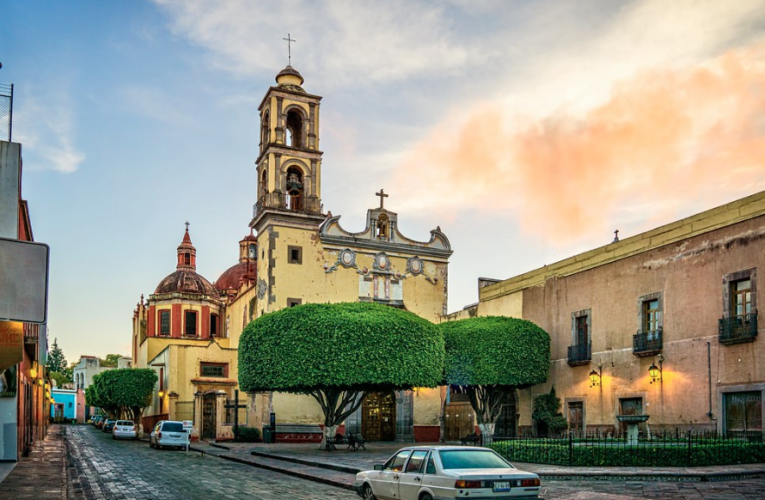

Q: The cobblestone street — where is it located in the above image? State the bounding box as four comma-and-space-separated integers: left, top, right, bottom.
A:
64, 426, 356, 500
57, 425, 765, 500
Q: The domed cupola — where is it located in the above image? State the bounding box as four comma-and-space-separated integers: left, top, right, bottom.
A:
154, 224, 219, 298
215, 231, 258, 295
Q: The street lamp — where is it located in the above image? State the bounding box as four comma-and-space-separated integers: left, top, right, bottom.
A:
589, 365, 602, 388
649, 354, 664, 384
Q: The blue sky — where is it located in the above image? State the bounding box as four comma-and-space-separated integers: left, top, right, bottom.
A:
2, 0, 765, 360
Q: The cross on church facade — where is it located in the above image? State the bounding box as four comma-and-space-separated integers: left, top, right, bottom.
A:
376, 189, 389, 209
283, 33, 296, 65
223, 389, 247, 440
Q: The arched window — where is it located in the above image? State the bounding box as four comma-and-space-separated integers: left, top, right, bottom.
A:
261, 110, 270, 149
184, 253, 191, 265
285, 166, 304, 211
285, 109, 303, 148
377, 214, 389, 239
261, 169, 268, 198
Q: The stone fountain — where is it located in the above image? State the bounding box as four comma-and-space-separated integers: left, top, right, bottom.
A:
616, 414, 650, 445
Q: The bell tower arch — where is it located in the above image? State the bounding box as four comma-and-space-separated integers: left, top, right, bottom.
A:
254, 65, 323, 220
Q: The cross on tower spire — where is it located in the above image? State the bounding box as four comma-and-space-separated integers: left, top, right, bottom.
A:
376, 189, 389, 209
185, 221, 190, 232
282, 33, 296, 65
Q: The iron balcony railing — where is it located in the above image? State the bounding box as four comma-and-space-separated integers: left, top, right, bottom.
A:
252, 193, 323, 220
633, 327, 663, 356
567, 343, 591, 366
719, 312, 758, 345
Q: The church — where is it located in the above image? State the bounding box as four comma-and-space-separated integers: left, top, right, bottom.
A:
132, 64, 453, 442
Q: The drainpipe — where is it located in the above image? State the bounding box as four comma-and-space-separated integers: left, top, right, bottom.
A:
707, 342, 715, 420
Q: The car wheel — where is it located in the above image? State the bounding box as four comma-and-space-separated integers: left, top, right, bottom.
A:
419, 494, 433, 500
362, 484, 376, 500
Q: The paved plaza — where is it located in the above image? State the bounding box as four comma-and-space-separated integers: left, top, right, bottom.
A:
3, 425, 765, 499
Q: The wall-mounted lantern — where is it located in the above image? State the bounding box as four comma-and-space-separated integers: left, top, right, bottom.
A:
589, 365, 602, 388
30, 361, 38, 379
158, 390, 165, 398
649, 354, 664, 384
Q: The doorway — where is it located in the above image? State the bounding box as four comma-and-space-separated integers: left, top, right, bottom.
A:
495, 393, 517, 438
568, 402, 584, 436
724, 391, 762, 438
362, 392, 396, 441
202, 393, 217, 440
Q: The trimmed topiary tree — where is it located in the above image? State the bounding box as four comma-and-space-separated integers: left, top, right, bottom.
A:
239, 302, 444, 448
442, 316, 550, 444
88, 368, 158, 434
531, 386, 568, 437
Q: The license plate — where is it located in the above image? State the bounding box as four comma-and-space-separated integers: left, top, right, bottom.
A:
493, 481, 510, 492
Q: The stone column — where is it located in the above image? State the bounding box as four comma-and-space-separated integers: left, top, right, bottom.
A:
168, 392, 179, 421
192, 391, 203, 441
215, 390, 229, 441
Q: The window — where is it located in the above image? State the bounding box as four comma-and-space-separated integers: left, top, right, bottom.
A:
425, 455, 436, 474
285, 167, 304, 211
643, 299, 659, 332
288, 245, 302, 264
575, 315, 588, 345
184, 253, 191, 265
385, 450, 411, 472
285, 109, 303, 148
732, 279, 753, 318
438, 450, 512, 470
159, 310, 170, 336
725, 392, 762, 435
287, 298, 302, 308
210, 314, 218, 337
405, 450, 428, 473
201, 363, 227, 378
185, 311, 197, 336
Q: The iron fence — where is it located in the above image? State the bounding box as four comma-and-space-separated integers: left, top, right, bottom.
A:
492, 429, 765, 467
633, 328, 663, 356
0, 83, 12, 141
567, 343, 591, 366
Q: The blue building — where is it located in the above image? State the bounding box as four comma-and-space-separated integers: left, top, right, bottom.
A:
51, 389, 76, 422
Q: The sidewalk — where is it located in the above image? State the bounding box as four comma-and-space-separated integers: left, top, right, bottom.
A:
0, 424, 67, 499
191, 440, 765, 488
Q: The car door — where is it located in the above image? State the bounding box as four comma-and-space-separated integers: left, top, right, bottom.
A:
397, 450, 428, 500
376, 450, 411, 499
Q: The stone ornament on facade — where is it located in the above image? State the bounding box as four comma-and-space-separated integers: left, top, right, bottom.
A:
257, 278, 268, 300
325, 248, 358, 274
373, 252, 390, 272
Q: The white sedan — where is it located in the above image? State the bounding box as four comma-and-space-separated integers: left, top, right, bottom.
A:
355, 446, 540, 500
112, 420, 138, 440
149, 420, 190, 451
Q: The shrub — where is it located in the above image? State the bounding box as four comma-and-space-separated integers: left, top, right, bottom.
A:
235, 427, 261, 443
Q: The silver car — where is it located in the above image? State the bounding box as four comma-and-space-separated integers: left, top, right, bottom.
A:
112, 420, 137, 440
149, 420, 190, 451
355, 446, 540, 500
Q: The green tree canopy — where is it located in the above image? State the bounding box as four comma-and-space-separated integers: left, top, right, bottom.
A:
99, 354, 122, 367
442, 316, 551, 442
86, 368, 158, 432
46, 338, 67, 374
239, 302, 444, 447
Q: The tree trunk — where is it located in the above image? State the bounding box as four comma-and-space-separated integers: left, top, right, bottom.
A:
467, 385, 510, 447
308, 388, 368, 451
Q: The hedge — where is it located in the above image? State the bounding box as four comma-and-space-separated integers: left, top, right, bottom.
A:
239, 302, 444, 393
442, 316, 550, 387
491, 439, 765, 467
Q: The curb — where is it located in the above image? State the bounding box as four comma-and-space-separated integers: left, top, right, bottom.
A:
198, 450, 354, 491
537, 470, 765, 482
250, 450, 361, 474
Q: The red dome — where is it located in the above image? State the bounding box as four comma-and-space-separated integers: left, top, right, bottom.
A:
215, 262, 257, 292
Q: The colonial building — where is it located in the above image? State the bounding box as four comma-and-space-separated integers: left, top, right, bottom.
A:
72, 355, 131, 423
132, 66, 453, 442
446, 191, 765, 438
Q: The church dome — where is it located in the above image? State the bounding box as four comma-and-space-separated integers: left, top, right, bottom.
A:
153, 224, 220, 298
155, 270, 219, 297
275, 65, 305, 92
215, 262, 257, 292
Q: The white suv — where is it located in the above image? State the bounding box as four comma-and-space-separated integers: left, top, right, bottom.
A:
149, 420, 190, 451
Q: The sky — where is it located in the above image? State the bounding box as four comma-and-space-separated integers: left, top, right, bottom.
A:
2, 0, 765, 361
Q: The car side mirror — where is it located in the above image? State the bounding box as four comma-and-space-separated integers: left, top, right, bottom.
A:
374, 464, 384, 471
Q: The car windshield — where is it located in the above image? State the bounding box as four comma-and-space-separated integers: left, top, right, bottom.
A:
438, 450, 513, 470
162, 422, 185, 432
116, 421, 133, 426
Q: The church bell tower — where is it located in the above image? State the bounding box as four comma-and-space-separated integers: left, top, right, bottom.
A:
252, 65, 323, 228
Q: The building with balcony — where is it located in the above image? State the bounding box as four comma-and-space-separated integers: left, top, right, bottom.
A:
447, 191, 765, 438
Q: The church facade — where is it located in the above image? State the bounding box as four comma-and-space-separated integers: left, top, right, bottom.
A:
132, 65, 453, 442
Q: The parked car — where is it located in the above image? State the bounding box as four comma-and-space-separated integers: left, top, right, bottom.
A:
102, 419, 116, 433
149, 420, 190, 451
355, 446, 541, 500
94, 416, 105, 428
112, 420, 138, 440
90, 415, 102, 426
